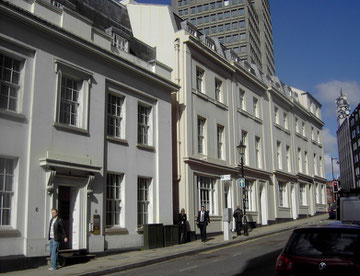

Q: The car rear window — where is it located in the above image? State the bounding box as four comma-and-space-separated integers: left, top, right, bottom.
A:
286, 228, 360, 257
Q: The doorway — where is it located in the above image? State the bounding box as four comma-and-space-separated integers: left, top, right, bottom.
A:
259, 182, 268, 225
291, 184, 297, 220
58, 185, 81, 250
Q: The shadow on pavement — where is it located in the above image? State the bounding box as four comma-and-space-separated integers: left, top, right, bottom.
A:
236, 248, 282, 276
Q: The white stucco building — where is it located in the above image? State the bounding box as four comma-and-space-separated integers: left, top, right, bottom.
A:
0, 0, 178, 258
125, 1, 327, 235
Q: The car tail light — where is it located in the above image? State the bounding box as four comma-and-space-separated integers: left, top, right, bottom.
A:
275, 254, 294, 272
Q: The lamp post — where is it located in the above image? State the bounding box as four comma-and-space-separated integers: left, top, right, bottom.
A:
237, 138, 248, 236
331, 157, 338, 181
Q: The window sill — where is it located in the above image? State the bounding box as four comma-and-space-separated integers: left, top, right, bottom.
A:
107, 136, 129, 146
0, 227, 21, 237
295, 132, 308, 141
54, 122, 89, 136
274, 123, 290, 135
0, 109, 27, 123
105, 227, 129, 235
136, 144, 155, 152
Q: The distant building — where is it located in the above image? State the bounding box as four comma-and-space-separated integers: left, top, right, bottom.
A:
349, 102, 360, 188
335, 92, 356, 191
171, 0, 275, 76
125, 0, 327, 236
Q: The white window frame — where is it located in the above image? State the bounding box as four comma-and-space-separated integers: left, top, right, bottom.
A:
246, 180, 255, 211
299, 184, 307, 206
295, 117, 299, 133
0, 53, 23, 113
137, 177, 151, 228
274, 106, 279, 124
217, 124, 224, 159
278, 182, 287, 207
304, 151, 308, 174
298, 148, 302, 173
197, 175, 216, 215
277, 141, 282, 170
241, 130, 248, 165
239, 88, 245, 110
314, 153, 318, 176
283, 112, 288, 129
315, 183, 319, 204
106, 173, 124, 227
196, 67, 204, 93
107, 93, 125, 139
55, 60, 92, 131
255, 136, 261, 168
286, 145, 291, 173
215, 78, 222, 102
198, 117, 206, 154
137, 103, 153, 146
0, 157, 16, 227
253, 97, 259, 118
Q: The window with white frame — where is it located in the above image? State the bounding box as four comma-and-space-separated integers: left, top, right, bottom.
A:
283, 112, 288, 129
295, 117, 299, 133
274, 106, 279, 124
196, 67, 204, 92
137, 177, 151, 228
197, 175, 216, 215
286, 145, 291, 172
107, 94, 125, 139
298, 148, 302, 173
315, 183, 319, 203
138, 104, 152, 146
317, 130, 320, 144
55, 61, 91, 130
302, 122, 305, 136
314, 153, 318, 176
217, 125, 224, 159
319, 156, 323, 177
239, 88, 245, 110
299, 184, 306, 206
311, 126, 314, 140
0, 54, 21, 112
304, 151, 308, 174
198, 117, 206, 154
106, 173, 123, 227
278, 182, 287, 207
253, 97, 259, 118
246, 180, 255, 211
215, 78, 222, 102
277, 141, 282, 170
255, 136, 261, 168
0, 157, 15, 226
241, 130, 248, 165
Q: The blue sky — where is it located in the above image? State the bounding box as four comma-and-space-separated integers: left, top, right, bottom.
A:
134, 0, 360, 179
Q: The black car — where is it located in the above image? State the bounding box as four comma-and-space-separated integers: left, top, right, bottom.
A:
275, 222, 360, 275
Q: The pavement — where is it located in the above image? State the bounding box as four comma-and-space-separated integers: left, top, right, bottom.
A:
4, 213, 328, 276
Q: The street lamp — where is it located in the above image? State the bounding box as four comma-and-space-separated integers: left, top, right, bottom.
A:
237, 138, 248, 236
331, 157, 338, 181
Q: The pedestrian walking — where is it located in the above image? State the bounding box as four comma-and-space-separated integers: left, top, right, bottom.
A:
178, 208, 187, 244
196, 205, 210, 242
233, 206, 243, 236
48, 208, 68, 271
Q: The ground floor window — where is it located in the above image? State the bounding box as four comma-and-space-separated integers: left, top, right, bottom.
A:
137, 177, 151, 228
0, 157, 15, 226
246, 180, 255, 211
299, 184, 307, 206
278, 182, 287, 207
197, 175, 216, 215
106, 173, 123, 227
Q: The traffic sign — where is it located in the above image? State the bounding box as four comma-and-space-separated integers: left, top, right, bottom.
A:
220, 174, 231, 181
239, 178, 245, 188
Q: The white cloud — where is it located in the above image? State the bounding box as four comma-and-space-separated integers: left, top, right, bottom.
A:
322, 128, 338, 155
314, 80, 360, 119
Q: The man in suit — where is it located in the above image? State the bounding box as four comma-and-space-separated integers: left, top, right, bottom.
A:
178, 208, 188, 244
196, 205, 210, 242
48, 208, 68, 270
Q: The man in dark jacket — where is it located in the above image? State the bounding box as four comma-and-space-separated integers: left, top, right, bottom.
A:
178, 208, 187, 244
233, 206, 243, 236
48, 208, 68, 270
196, 205, 210, 242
